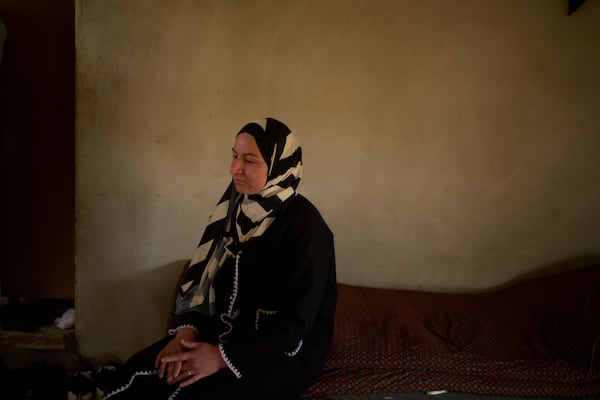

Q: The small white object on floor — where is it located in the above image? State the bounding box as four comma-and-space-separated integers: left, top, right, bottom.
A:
55, 307, 75, 329
426, 390, 448, 395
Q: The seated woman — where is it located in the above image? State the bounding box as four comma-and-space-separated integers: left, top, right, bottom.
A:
104, 118, 337, 400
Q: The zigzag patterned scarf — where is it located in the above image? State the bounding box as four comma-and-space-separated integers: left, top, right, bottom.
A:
175, 118, 302, 316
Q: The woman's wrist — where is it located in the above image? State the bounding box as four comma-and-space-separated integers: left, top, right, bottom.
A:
174, 326, 197, 340
177, 326, 196, 334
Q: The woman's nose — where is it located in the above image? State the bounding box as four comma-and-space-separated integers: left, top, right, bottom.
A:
230, 159, 243, 175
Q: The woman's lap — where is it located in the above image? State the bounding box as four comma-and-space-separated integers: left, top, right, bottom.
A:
105, 337, 241, 399
105, 337, 307, 400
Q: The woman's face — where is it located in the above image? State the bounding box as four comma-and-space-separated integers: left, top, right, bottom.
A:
230, 133, 268, 195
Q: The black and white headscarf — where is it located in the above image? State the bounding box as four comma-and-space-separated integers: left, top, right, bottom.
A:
175, 118, 302, 316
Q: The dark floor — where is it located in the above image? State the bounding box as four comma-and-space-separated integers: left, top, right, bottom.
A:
0, 297, 85, 399
0, 359, 70, 400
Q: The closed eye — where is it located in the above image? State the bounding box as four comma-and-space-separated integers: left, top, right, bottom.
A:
232, 154, 256, 164
232, 148, 260, 164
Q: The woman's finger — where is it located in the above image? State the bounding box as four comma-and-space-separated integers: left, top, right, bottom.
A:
168, 366, 191, 385
156, 347, 170, 376
158, 358, 167, 379
172, 359, 183, 379
180, 339, 200, 349
168, 360, 183, 382
170, 369, 203, 387
161, 351, 189, 364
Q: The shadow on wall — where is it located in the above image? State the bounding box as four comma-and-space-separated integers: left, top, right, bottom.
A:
486, 254, 600, 293
124, 258, 189, 323
139, 259, 188, 326
86, 259, 189, 365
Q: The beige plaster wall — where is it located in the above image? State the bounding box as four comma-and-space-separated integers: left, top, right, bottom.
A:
75, 0, 600, 363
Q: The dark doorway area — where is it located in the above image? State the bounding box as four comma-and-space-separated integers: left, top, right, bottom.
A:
0, 0, 75, 300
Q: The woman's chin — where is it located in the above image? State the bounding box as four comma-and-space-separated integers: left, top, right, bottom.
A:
234, 183, 248, 194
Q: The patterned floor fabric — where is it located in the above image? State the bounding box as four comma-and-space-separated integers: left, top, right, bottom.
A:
307, 393, 600, 400
304, 264, 600, 398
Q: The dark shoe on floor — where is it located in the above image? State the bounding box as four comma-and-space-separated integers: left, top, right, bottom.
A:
67, 369, 95, 400
95, 363, 122, 400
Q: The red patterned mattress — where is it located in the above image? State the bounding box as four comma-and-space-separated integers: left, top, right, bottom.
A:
305, 264, 600, 397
